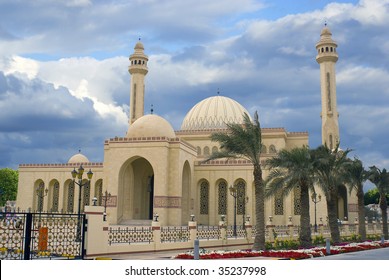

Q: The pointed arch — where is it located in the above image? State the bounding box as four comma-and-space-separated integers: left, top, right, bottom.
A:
234, 179, 247, 215
34, 180, 45, 212
94, 179, 103, 206
63, 179, 75, 213
217, 179, 228, 215
49, 179, 60, 212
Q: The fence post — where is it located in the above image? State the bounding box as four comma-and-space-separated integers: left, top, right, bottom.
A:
188, 220, 197, 242
219, 220, 227, 241
23, 213, 33, 260
152, 220, 161, 251
342, 217, 349, 238
84, 206, 107, 259
245, 220, 252, 241
287, 216, 294, 238
266, 216, 275, 242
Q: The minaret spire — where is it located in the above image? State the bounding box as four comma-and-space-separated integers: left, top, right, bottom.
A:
128, 39, 149, 126
316, 25, 339, 149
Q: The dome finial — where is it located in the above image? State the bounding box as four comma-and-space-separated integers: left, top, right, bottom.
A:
217, 88, 220, 95
150, 104, 154, 114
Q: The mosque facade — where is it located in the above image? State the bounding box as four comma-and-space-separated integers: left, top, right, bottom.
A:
16, 27, 358, 227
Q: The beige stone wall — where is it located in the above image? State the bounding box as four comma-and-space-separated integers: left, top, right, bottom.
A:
16, 163, 104, 212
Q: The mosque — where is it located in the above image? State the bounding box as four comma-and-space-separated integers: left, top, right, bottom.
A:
16, 26, 357, 227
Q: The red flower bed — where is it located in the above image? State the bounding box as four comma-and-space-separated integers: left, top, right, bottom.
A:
174, 241, 389, 260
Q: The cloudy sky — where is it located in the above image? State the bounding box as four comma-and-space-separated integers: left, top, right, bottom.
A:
0, 0, 388, 185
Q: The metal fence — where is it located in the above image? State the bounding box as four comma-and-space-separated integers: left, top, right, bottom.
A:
0, 212, 86, 260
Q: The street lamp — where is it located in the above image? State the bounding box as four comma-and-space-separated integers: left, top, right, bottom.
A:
311, 192, 322, 233
71, 165, 93, 242
103, 190, 111, 221
229, 185, 238, 238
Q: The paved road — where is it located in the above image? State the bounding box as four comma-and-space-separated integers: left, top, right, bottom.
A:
307, 246, 389, 260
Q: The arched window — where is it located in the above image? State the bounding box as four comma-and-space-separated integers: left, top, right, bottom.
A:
67, 181, 75, 213
294, 186, 301, 215
321, 47, 324, 53
81, 180, 91, 212
236, 180, 246, 215
36, 181, 45, 212
212, 146, 218, 154
95, 180, 103, 206
204, 146, 210, 156
200, 181, 209, 215
326, 47, 329, 52
269, 145, 277, 153
218, 181, 227, 215
51, 181, 59, 212
261, 145, 267, 154
274, 190, 284, 215
197, 146, 201, 156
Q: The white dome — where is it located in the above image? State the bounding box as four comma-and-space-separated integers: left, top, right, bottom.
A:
181, 95, 250, 130
126, 114, 176, 138
68, 153, 89, 163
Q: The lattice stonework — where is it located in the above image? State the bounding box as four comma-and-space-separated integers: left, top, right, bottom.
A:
95, 181, 103, 206
200, 181, 209, 215
294, 186, 301, 215
67, 181, 75, 213
82, 181, 91, 212
108, 226, 153, 244
274, 190, 284, 215
52, 182, 59, 212
236, 181, 246, 215
218, 181, 227, 215
37, 182, 45, 212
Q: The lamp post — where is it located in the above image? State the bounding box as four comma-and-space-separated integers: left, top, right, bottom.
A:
71, 165, 93, 242
311, 192, 322, 233
229, 185, 238, 238
103, 190, 111, 221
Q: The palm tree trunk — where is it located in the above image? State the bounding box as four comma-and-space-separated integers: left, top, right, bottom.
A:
379, 191, 388, 239
327, 190, 341, 243
299, 183, 312, 247
356, 185, 366, 240
252, 163, 265, 251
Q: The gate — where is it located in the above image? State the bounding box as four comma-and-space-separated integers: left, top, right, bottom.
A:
0, 212, 86, 260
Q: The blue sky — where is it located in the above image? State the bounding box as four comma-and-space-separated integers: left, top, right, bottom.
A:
0, 0, 388, 190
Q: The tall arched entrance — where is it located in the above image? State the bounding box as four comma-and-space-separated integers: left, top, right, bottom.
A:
337, 185, 348, 220
118, 157, 154, 224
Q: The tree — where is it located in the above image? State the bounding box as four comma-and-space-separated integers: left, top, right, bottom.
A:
204, 112, 265, 250
364, 188, 389, 205
0, 168, 18, 206
343, 158, 369, 240
368, 166, 389, 239
264, 146, 315, 247
311, 144, 351, 243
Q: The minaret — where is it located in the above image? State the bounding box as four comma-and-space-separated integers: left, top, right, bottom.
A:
128, 39, 148, 125
316, 25, 339, 150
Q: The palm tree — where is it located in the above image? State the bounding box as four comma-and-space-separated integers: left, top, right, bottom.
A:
311, 144, 351, 243
368, 166, 389, 239
204, 112, 265, 250
264, 146, 315, 248
343, 158, 369, 240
